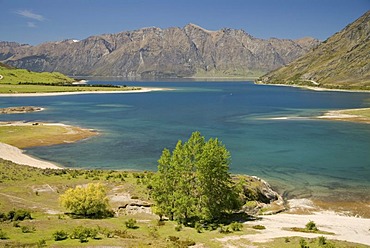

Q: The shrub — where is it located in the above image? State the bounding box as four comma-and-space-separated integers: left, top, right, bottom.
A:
0, 229, 8, 239
180, 239, 196, 246
53, 230, 69, 241
98, 227, 114, 238
37, 239, 46, 247
113, 229, 136, 239
299, 238, 309, 248
318, 236, 326, 245
305, 220, 318, 231
21, 225, 35, 233
167, 236, 179, 242
207, 223, 219, 231
148, 225, 159, 238
60, 183, 112, 218
2, 209, 32, 222
252, 224, 266, 230
69, 226, 98, 243
175, 224, 183, 232
230, 222, 243, 231
219, 225, 232, 233
13, 209, 32, 221
195, 222, 203, 233
125, 218, 138, 229
157, 220, 165, 226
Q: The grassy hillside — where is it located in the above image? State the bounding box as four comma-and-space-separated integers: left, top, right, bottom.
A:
0, 62, 75, 85
257, 11, 370, 90
0, 62, 140, 94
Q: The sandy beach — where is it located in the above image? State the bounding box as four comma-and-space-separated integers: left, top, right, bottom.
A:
0, 87, 170, 97
0, 142, 60, 169
216, 209, 370, 245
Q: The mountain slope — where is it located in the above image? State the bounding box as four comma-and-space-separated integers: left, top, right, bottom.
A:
258, 11, 370, 90
0, 24, 319, 79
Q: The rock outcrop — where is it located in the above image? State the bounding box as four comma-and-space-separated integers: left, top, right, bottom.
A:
0, 24, 319, 79
235, 175, 286, 216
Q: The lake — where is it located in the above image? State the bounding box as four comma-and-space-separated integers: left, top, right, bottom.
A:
1, 81, 369, 201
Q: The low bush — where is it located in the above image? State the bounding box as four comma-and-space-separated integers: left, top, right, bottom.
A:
0, 209, 32, 222
252, 224, 266, 230
306, 220, 318, 231
21, 225, 35, 233
230, 222, 243, 231
195, 222, 203, 233
53, 230, 69, 241
37, 239, 46, 247
167, 236, 179, 242
175, 224, 183, 231
318, 236, 326, 245
219, 225, 232, 234
157, 220, 165, 226
98, 227, 114, 238
0, 229, 8, 239
69, 226, 98, 243
125, 218, 138, 229
299, 238, 309, 248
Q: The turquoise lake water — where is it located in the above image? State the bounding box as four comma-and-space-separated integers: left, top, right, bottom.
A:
1, 81, 369, 201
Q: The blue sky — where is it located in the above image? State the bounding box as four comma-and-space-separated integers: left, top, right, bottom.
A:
0, 0, 369, 45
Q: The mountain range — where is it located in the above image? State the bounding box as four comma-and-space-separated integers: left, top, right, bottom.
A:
0, 24, 319, 79
258, 11, 370, 90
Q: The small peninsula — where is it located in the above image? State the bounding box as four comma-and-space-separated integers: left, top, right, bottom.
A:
318, 108, 370, 124
0, 106, 43, 114
0, 62, 142, 94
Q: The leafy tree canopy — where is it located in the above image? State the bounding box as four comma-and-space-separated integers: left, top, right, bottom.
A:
60, 183, 112, 218
151, 131, 241, 224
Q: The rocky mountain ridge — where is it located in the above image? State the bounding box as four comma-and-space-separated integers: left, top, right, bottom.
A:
0, 24, 320, 79
258, 11, 370, 90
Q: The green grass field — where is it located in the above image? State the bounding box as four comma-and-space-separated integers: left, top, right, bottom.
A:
0, 65, 74, 85
0, 64, 140, 93
0, 160, 367, 247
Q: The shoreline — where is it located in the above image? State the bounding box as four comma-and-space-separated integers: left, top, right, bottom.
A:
317, 107, 370, 124
254, 82, 370, 93
0, 142, 61, 169
0, 121, 98, 168
217, 209, 370, 245
0, 87, 171, 97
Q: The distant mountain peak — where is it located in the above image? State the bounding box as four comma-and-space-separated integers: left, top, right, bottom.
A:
0, 25, 320, 79
184, 23, 215, 33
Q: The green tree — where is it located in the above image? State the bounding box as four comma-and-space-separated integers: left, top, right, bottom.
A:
151, 131, 241, 224
60, 183, 111, 218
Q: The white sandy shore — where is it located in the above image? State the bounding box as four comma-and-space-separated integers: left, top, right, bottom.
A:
217, 210, 370, 245
0, 87, 170, 97
0, 121, 94, 169
255, 82, 370, 93
0, 142, 60, 169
